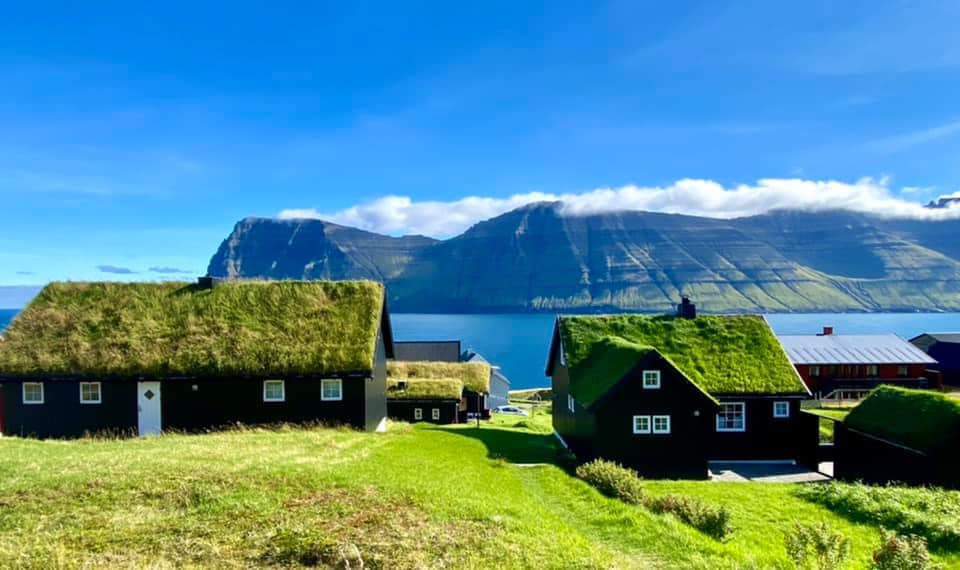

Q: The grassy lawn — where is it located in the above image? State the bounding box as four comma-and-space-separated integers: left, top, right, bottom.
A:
2, 417, 959, 568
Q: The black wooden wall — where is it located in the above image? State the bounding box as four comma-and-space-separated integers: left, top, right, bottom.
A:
0, 380, 137, 438
387, 400, 460, 424
709, 397, 819, 467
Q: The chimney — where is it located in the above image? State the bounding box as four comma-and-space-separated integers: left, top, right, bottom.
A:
677, 296, 697, 319
197, 276, 222, 290
819, 326, 834, 336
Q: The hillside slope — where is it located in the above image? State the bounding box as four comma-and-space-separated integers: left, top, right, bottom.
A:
207, 205, 960, 313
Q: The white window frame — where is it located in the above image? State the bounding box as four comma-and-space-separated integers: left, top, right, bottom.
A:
809, 365, 820, 377
716, 402, 746, 432
321, 378, 343, 402
642, 370, 661, 389
22, 382, 44, 405
866, 364, 879, 377
263, 380, 285, 403
431, 408, 440, 420
632, 415, 651, 434
897, 365, 909, 378
79, 382, 102, 404
414, 408, 423, 421
773, 401, 790, 418
567, 394, 575, 413
652, 415, 671, 434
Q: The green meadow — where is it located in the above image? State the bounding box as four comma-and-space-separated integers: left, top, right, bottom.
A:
1, 406, 958, 569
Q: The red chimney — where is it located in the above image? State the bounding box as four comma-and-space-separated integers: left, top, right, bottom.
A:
820, 326, 834, 336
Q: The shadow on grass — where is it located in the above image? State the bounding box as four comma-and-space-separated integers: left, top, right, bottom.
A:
436, 424, 574, 467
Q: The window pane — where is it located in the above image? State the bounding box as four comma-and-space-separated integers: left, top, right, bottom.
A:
322, 380, 341, 399
265, 381, 284, 400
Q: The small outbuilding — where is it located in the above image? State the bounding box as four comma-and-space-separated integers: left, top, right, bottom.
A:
462, 349, 511, 411
910, 333, 960, 386
393, 340, 461, 363
547, 313, 817, 479
386, 360, 491, 424
0, 279, 394, 438
828, 386, 960, 488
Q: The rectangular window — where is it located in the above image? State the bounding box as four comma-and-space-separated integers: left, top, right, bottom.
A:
632, 415, 651, 434
79, 382, 102, 404
321, 379, 343, 401
431, 408, 440, 420
773, 401, 790, 418
263, 380, 285, 402
652, 415, 671, 434
866, 365, 879, 377
568, 394, 575, 413
22, 382, 44, 405
897, 365, 909, 378
414, 408, 423, 420
642, 370, 661, 389
716, 402, 746, 432
809, 365, 820, 377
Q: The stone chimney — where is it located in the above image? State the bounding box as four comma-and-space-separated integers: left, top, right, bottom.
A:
197, 276, 222, 290
677, 296, 697, 319
819, 326, 834, 336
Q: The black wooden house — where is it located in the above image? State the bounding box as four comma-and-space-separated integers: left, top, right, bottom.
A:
910, 333, 960, 386
0, 279, 395, 438
386, 360, 491, 425
547, 313, 816, 479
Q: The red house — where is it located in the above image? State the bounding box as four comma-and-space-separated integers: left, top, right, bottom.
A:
778, 327, 938, 398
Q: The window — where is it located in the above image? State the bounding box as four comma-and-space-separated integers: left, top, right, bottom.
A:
567, 394, 575, 413
22, 382, 44, 405
652, 415, 671, 434
80, 382, 102, 404
866, 365, 879, 377
716, 402, 746, 432
321, 379, 343, 401
431, 408, 440, 420
773, 401, 790, 418
897, 365, 909, 378
642, 370, 661, 389
414, 408, 423, 420
809, 365, 820, 377
263, 380, 285, 402
632, 415, 651, 434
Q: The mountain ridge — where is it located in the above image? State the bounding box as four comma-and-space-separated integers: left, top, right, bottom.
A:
207, 204, 960, 313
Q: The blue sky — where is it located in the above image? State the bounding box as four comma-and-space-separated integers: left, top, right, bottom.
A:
2, 0, 960, 288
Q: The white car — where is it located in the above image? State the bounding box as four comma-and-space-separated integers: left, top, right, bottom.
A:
492, 405, 529, 416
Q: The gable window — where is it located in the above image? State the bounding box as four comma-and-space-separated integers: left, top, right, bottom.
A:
897, 365, 909, 378
431, 408, 440, 420
809, 365, 820, 377
263, 380, 285, 402
80, 382, 102, 404
22, 382, 44, 405
632, 415, 651, 434
414, 408, 423, 421
716, 402, 746, 432
567, 394, 575, 413
642, 370, 661, 389
321, 379, 343, 401
866, 365, 879, 377
773, 401, 790, 418
652, 415, 671, 434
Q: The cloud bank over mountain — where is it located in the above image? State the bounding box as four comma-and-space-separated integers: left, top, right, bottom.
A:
277, 178, 960, 238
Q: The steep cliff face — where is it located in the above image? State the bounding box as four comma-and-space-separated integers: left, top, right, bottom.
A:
207, 207, 960, 313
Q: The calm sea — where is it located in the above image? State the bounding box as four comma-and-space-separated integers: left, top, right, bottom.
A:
2, 308, 959, 390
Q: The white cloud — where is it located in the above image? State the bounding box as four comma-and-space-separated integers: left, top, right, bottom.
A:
277, 177, 960, 238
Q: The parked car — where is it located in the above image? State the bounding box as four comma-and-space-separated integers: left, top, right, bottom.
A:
493, 405, 529, 416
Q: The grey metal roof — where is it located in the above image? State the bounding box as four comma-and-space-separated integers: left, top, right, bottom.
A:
778, 334, 937, 365
920, 333, 960, 344
393, 340, 462, 363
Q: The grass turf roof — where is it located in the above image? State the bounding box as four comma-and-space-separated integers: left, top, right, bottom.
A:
844, 386, 960, 454
387, 360, 491, 394
558, 314, 806, 405
386, 377, 463, 400
0, 280, 385, 378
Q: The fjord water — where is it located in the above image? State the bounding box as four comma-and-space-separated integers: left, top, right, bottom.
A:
3, 308, 960, 390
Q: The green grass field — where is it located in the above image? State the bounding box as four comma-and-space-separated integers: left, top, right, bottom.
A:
1, 411, 958, 568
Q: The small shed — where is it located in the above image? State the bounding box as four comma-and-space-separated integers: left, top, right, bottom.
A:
461, 349, 511, 411
829, 386, 960, 487
386, 360, 490, 425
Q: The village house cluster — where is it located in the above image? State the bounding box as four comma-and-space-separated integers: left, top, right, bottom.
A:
0, 280, 957, 488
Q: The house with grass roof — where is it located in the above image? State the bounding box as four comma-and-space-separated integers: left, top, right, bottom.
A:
546, 313, 817, 478
0, 278, 394, 438
824, 385, 960, 487
386, 360, 490, 424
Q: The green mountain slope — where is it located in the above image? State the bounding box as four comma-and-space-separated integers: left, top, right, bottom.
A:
207, 205, 960, 313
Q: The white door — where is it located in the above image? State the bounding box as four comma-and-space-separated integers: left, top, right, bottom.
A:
137, 381, 162, 436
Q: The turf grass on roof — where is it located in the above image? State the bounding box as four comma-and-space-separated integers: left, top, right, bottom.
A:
386, 377, 463, 400
387, 360, 491, 394
558, 314, 806, 405
0, 280, 385, 378
844, 386, 960, 455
